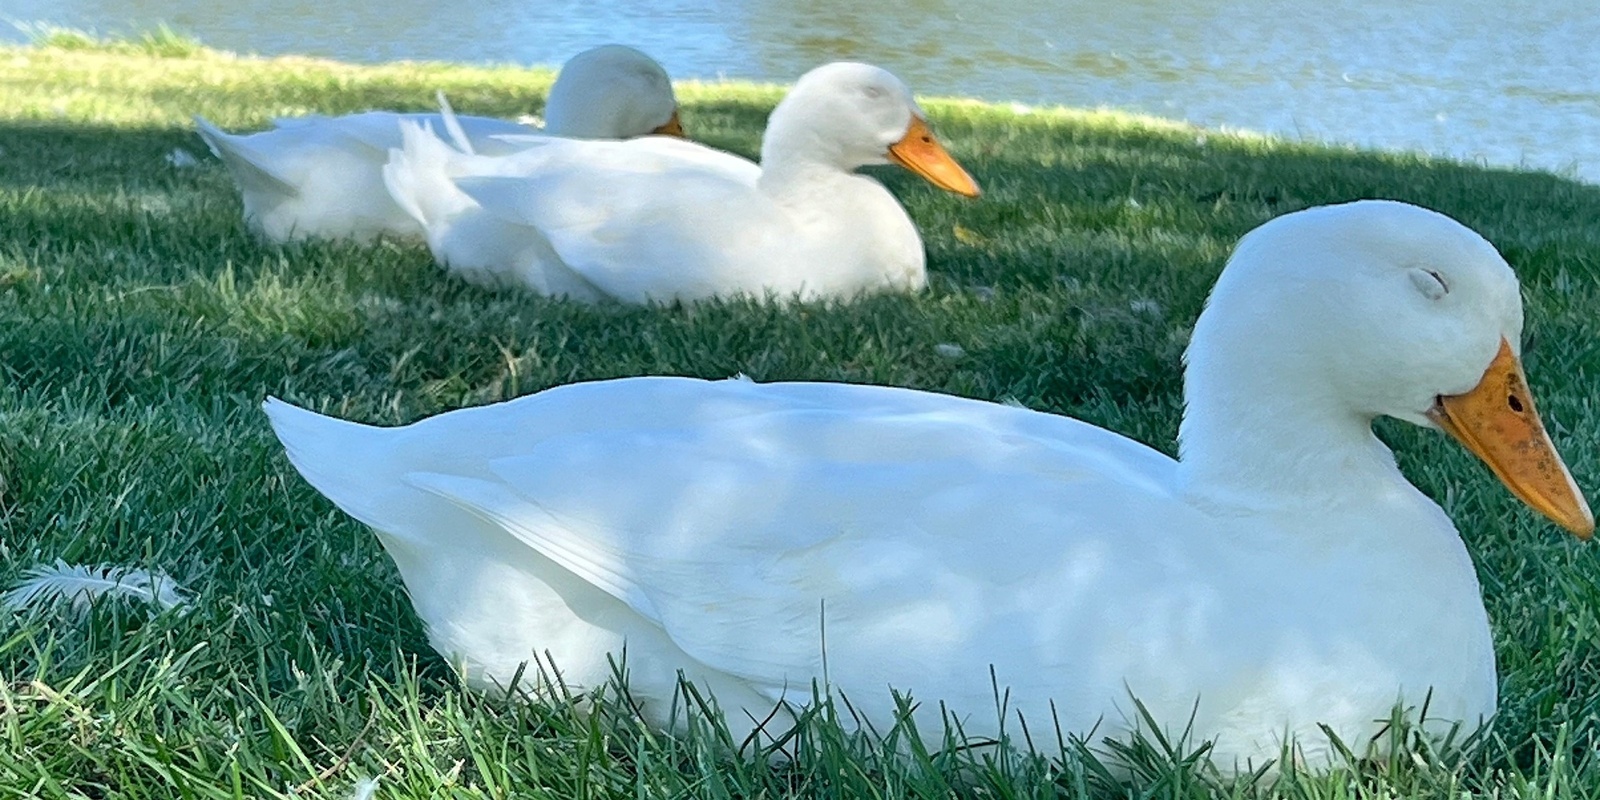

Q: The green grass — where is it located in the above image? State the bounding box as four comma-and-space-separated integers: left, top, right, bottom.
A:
4, 32, 1600, 798
16, 23, 207, 59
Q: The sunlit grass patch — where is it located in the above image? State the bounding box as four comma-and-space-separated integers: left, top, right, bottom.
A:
14, 22, 207, 58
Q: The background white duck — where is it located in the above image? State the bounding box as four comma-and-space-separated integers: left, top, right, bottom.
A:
266, 200, 1591, 772
193, 45, 683, 243
381, 61, 980, 303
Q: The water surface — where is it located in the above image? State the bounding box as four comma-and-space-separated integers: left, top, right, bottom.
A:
5, 0, 1598, 180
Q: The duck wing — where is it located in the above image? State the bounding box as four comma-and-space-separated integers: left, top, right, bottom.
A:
454, 137, 773, 303
402, 378, 1180, 696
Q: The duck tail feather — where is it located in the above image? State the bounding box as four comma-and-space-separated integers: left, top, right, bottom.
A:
435, 91, 475, 155
263, 397, 401, 531
382, 119, 462, 228
193, 116, 298, 197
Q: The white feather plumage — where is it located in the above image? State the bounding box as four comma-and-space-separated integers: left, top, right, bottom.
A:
348, 777, 380, 800
264, 201, 1592, 772
2, 560, 189, 614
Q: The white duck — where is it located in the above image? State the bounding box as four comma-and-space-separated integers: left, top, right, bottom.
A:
381, 61, 981, 303
266, 200, 1592, 772
193, 45, 683, 243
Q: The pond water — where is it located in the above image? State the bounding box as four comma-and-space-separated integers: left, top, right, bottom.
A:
6, 0, 1599, 181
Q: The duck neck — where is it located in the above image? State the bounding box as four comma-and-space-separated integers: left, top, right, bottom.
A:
1175, 335, 1405, 513
756, 107, 862, 199
758, 156, 849, 202
544, 100, 612, 139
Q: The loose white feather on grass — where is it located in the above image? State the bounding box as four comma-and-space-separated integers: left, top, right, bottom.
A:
165, 147, 200, 168
1, 560, 189, 614
348, 777, 380, 800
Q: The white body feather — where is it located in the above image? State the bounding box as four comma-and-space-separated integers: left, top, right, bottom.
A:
3, 560, 188, 613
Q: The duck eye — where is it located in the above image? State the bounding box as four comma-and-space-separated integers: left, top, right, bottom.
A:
1409, 268, 1449, 300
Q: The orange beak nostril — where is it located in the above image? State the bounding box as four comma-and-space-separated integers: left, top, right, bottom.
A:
1428, 339, 1593, 538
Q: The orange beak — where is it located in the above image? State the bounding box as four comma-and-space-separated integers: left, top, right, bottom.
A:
886, 116, 981, 198
651, 109, 685, 138
1427, 338, 1594, 538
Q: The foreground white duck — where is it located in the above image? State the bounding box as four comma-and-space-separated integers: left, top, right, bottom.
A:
382, 61, 980, 302
194, 45, 683, 243
267, 200, 1592, 771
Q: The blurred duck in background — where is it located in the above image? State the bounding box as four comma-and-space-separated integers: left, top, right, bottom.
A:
383, 61, 980, 303
194, 44, 683, 243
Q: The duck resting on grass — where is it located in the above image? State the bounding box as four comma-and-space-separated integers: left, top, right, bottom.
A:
193, 44, 683, 243
266, 200, 1591, 772
380, 61, 981, 303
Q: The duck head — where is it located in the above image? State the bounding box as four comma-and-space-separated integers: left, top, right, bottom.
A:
760, 62, 980, 197
1181, 200, 1592, 537
544, 44, 684, 140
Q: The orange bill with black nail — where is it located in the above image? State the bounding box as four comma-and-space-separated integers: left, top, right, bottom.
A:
887, 117, 981, 198
1427, 338, 1594, 538
652, 109, 685, 137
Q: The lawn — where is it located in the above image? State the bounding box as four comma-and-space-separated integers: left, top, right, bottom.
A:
3, 31, 1600, 799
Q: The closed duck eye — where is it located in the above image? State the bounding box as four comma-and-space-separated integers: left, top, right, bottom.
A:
1411, 268, 1449, 300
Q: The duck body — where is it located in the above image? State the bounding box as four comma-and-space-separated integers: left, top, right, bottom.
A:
268, 201, 1591, 771
267, 374, 1494, 770
382, 62, 979, 303
195, 112, 532, 242
383, 126, 764, 299
194, 44, 682, 243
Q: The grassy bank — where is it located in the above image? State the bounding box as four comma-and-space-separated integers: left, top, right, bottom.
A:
4, 33, 1600, 798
